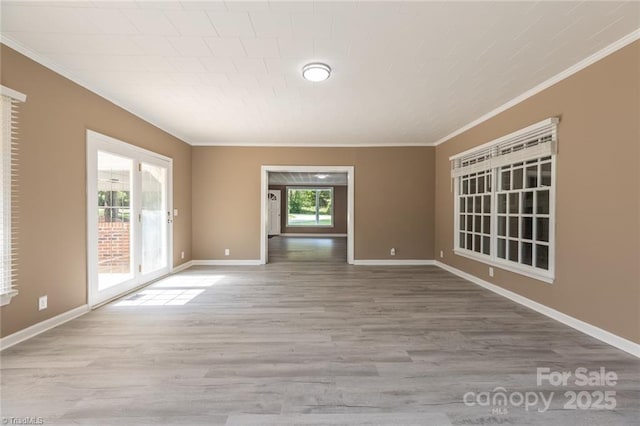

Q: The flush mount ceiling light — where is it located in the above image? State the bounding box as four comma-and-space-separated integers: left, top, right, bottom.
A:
302, 63, 331, 82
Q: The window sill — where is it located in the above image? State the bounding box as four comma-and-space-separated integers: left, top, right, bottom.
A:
0, 290, 18, 307
286, 225, 333, 229
286, 225, 335, 228
454, 249, 554, 284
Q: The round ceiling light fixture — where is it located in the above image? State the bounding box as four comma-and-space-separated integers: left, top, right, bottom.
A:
302, 62, 331, 82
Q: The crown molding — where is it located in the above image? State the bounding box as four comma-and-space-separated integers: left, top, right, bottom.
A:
0, 35, 190, 146
1, 36, 435, 149
3, 26, 638, 149
190, 141, 436, 147
432, 28, 640, 147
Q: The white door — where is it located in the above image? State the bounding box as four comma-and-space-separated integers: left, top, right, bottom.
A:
140, 160, 169, 277
268, 190, 281, 235
87, 131, 172, 307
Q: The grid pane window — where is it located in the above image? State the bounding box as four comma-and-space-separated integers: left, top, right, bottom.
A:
458, 170, 492, 256
452, 119, 557, 282
455, 156, 554, 280
495, 157, 552, 270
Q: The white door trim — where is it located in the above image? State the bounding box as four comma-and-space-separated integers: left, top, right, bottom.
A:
86, 130, 173, 308
260, 165, 355, 265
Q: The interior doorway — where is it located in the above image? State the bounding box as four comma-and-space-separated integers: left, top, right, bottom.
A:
260, 166, 354, 264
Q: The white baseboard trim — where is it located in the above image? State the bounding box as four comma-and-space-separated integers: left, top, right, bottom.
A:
0, 304, 90, 351
4, 261, 636, 358
172, 260, 194, 273
192, 259, 262, 266
279, 233, 347, 237
434, 261, 640, 358
353, 259, 436, 266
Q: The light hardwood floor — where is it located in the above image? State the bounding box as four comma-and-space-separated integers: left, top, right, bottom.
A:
1, 242, 638, 425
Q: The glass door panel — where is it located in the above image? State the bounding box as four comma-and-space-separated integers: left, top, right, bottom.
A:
141, 162, 168, 275
88, 131, 173, 307
97, 151, 133, 291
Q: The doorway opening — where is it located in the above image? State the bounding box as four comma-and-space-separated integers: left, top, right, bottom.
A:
260, 166, 354, 264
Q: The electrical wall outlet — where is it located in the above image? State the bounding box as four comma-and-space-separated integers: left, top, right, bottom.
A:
489, 267, 494, 277
390, 248, 396, 256
224, 248, 230, 256
38, 295, 47, 311
181, 251, 185, 259
440, 250, 444, 258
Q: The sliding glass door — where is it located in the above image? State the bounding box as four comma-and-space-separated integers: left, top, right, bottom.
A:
87, 131, 172, 307
141, 162, 168, 275
97, 151, 134, 292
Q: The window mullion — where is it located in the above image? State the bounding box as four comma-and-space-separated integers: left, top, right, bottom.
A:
490, 167, 498, 262
454, 176, 460, 251
533, 164, 538, 268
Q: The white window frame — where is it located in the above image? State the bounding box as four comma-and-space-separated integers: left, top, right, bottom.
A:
0, 86, 26, 306
451, 118, 558, 284
286, 186, 335, 228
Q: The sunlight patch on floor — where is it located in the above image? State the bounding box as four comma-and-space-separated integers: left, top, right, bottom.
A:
114, 289, 204, 306
151, 275, 224, 288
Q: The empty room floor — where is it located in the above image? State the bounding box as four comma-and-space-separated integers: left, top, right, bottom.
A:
1, 262, 638, 425
268, 236, 347, 263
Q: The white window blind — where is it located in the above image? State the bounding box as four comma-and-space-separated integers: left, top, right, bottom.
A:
450, 118, 559, 178
1, 86, 26, 306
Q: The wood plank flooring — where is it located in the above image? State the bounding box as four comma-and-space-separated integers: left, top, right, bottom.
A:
268, 236, 347, 263
1, 253, 638, 425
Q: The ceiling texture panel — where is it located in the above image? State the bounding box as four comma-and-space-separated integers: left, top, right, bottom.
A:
269, 172, 348, 186
1, 1, 638, 146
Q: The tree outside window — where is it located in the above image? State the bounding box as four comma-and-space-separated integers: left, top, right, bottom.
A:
287, 188, 333, 227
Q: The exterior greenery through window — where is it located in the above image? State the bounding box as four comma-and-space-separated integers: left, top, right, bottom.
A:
451, 118, 557, 283
287, 188, 333, 227
98, 190, 130, 223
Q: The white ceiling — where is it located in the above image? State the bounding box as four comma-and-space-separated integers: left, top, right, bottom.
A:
1, 1, 638, 146
269, 171, 347, 185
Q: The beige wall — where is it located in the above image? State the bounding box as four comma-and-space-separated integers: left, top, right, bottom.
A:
0, 45, 192, 337
2, 39, 637, 347
434, 42, 640, 343
193, 147, 435, 260
268, 184, 348, 234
